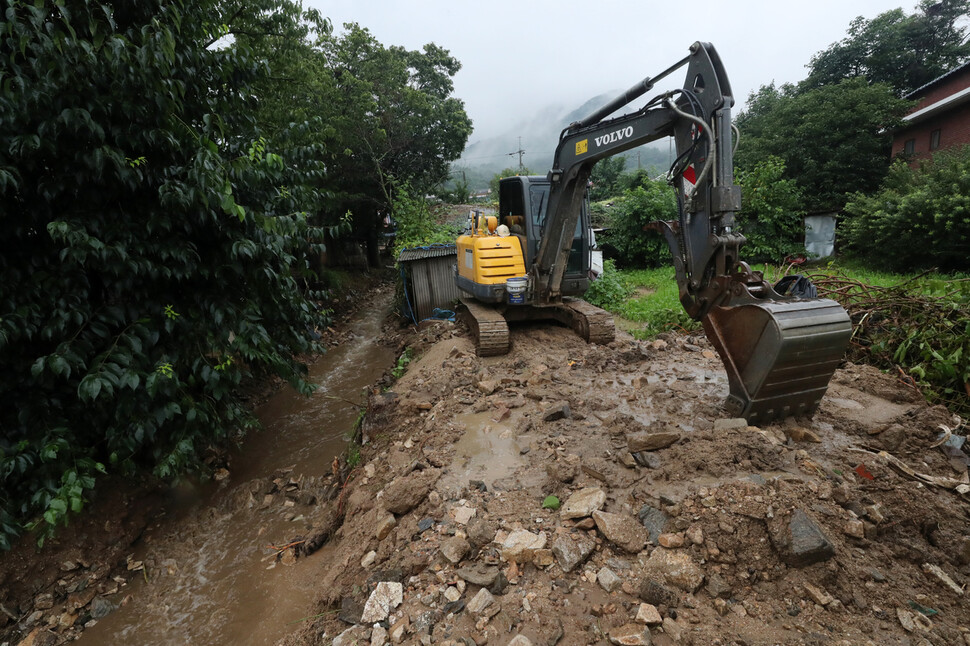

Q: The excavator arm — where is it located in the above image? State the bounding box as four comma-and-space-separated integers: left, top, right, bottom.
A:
534, 42, 852, 422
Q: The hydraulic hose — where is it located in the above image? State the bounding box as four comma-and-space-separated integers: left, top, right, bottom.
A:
665, 96, 713, 193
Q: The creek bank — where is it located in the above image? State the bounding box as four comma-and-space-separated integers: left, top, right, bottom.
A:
281, 319, 969, 646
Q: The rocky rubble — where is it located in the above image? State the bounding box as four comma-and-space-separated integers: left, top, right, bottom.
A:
279, 323, 970, 646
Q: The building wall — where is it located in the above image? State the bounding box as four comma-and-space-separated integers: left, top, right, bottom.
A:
891, 66, 970, 163
911, 67, 970, 111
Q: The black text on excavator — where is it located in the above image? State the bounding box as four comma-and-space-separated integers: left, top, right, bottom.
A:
455, 42, 852, 423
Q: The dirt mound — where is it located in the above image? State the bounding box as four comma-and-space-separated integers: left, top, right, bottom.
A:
281, 321, 970, 645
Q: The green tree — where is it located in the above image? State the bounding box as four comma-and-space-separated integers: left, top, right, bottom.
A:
601, 179, 678, 268
589, 156, 626, 201
736, 79, 910, 212
804, 1, 970, 96
735, 157, 806, 262
842, 146, 970, 272
0, 0, 334, 549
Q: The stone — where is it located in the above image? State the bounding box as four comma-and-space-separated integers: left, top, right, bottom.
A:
638, 579, 679, 607
455, 564, 501, 587
376, 513, 397, 540
501, 529, 546, 563
507, 636, 533, 646
560, 487, 607, 519
551, 533, 596, 572
870, 568, 888, 583
786, 427, 821, 442
642, 549, 705, 593
685, 526, 704, 546
440, 537, 470, 565
658, 533, 685, 549
714, 418, 747, 431
417, 517, 434, 532
637, 505, 670, 544
381, 469, 441, 515
705, 573, 732, 599
767, 508, 835, 567
338, 596, 363, 624
844, 519, 865, 539
453, 505, 476, 525
804, 583, 835, 606
632, 452, 662, 468
361, 551, 378, 568
34, 594, 54, 610
467, 588, 495, 615
361, 582, 403, 623
635, 603, 663, 625
532, 549, 554, 568
626, 432, 680, 452
389, 616, 409, 644
662, 617, 683, 642
923, 563, 965, 595
543, 402, 571, 421
598, 567, 622, 593
443, 586, 462, 602
370, 624, 389, 646
333, 627, 364, 646
608, 623, 653, 645
593, 510, 649, 553
466, 517, 497, 546
89, 597, 116, 619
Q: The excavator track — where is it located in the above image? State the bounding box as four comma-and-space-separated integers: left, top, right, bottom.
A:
459, 296, 509, 357
562, 299, 616, 345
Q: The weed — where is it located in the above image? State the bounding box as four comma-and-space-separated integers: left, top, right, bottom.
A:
392, 347, 414, 380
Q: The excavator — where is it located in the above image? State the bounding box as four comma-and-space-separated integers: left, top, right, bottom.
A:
455, 42, 852, 423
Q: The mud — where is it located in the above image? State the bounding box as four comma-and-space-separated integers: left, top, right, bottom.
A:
2, 294, 969, 646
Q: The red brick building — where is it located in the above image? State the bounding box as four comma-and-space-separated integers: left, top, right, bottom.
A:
891, 61, 970, 162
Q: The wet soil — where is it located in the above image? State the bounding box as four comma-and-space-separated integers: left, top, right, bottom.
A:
3, 291, 969, 646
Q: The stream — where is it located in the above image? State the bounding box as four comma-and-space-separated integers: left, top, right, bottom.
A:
75, 291, 396, 646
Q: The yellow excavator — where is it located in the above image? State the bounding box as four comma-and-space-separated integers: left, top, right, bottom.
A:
456, 42, 852, 423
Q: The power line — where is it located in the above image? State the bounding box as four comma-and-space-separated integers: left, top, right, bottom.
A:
507, 136, 525, 170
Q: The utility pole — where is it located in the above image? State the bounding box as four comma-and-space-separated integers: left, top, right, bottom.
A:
508, 136, 525, 170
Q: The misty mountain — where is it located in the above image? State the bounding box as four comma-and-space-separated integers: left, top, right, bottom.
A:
456, 92, 673, 189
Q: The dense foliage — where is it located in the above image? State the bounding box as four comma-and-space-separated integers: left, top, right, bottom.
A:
735, 157, 806, 262
589, 157, 626, 201
0, 1, 470, 549
803, 0, 970, 96
599, 179, 678, 268
736, 79, 909, 213
841, 147, 970, 273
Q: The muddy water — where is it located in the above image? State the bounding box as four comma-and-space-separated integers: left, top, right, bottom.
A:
77, 294, 396, 646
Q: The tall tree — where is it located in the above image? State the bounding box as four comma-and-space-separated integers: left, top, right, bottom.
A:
804, 0, 970, 95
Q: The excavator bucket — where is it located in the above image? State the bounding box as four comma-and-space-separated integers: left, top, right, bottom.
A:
702, 298, 852, 424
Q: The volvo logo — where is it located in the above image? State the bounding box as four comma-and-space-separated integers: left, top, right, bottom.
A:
594, 126, 634, 147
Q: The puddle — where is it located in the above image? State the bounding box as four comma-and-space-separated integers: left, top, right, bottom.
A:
439, 411, 525, 491
76, 294, 396, 646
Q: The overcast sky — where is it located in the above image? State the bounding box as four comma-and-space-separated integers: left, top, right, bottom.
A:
305, 0, 916, 143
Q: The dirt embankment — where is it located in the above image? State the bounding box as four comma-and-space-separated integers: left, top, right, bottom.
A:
282, 321, 969, 646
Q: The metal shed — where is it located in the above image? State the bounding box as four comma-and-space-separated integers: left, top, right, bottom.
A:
398, 244, 461, 322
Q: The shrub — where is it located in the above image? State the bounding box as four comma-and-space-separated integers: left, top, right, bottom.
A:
735, 157, 807, 262
584, 260, 632, 310
601, 180, 678, 268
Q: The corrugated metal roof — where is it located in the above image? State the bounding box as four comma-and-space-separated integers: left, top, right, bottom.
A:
905, 60, 970, 99
398, 244, 457, 263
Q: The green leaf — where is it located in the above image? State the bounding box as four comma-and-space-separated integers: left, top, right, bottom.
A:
541, 495, 560, 511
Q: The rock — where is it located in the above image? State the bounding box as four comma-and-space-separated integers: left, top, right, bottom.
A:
923, 563, 965, 595
333, 626, 365, 646
361, 551, 377, 568
477, 380, 499, 395
767, 508, 835, 567
804, 583, 835, 606
543, 402, 571, 421
551, 533, 596, 572
786, 427, 821, 442
642, 549, 705, 593
637, 505, 670, 544
417, 517, 434, 532
626, 432, 680, 452
455, 564, 501, 587
608, 623, 653, 645
381, 469, 441, 515
546, 460, 578, 483
635, 603, 663, 625
15, 628, 57, 646
361, 582, 403, 623
593, 510, 649, 553
89, 597, 116, 619
507, 636, 533, 646
560, 487, 607, 520
338, 596, 363, 624
632, 452, 662, 469
370, 624, 389, 646
598, 567, 622, 593
638, 579, 679, 607
658, 533, 685, 548
443, 586, 461, 602
376, 512, 397, 540
714, 418, 747, 431
705, 573, 732, 599
34, 593, 54, 610
467, 588, 495, 615
501, 529, 547, 563
453, 505, 477, 525
466, 517, 497, 547
662, 617, 683, 642
870, 568, 888, 583
441, 537, 471, 565
389, 616, 409, 644
844, 519, 865, 539
532, 549, 555, 568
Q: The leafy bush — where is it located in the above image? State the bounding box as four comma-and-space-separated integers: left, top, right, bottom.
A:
735, 156, 807, 263
842, 147, 970, 272
390, 183, 462, 260
601, 180, 678, 268
0, 1, 332, 549
584, 260, 632, 310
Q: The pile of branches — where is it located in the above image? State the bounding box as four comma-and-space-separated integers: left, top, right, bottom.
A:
805, 269, 970, 418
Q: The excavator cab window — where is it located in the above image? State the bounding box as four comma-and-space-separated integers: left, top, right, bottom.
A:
528, 183, 587, 274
